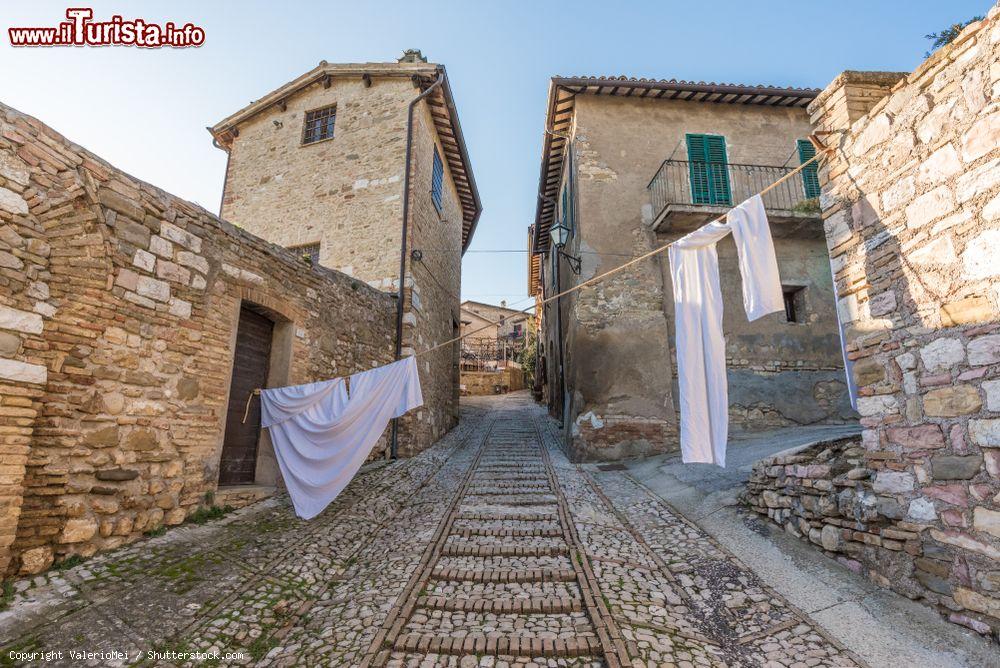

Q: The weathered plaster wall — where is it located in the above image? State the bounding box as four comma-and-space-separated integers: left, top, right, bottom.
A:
0, 102, 395, 575
219, 72, 466, 455
795, 7, 1000, 637
548, 93, 851, 460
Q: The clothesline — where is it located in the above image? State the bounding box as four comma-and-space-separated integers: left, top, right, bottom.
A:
415, 144, 832, 358
242, 142, 831, 422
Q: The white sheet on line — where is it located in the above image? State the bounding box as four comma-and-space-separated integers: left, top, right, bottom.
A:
260, 356, 423, 519
668, 195, 784, 467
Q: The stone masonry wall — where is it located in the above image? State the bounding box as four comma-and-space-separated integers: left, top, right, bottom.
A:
219, 73, 464, 456
0, 102, 395, 575
791, 7, 1000, 636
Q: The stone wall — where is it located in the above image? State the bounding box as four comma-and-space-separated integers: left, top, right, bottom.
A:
790, 7, 1000, 636
460, 367, 526, 396
0, 102, 396, 575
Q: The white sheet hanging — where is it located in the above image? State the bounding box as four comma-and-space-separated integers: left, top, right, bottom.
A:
668, 195, 784, 467
260, 357, 423, 519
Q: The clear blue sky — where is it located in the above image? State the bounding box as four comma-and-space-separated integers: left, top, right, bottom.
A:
1, 1, 991, 308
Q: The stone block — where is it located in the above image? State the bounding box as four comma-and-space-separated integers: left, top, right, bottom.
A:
932, 455, 983, 480
922, 385, 982, 417
60, 518, 98, 543
136, 276, 170, 302
177, 250, 209, 274
973, 507, 1000, 539
956, 157, 1000, 202
968, 335, 1000, 366
19, 546, 53, 575
954, 587, 1000, 618
0, 358, 46, 384
0, 330, 19, 356
905, 185, 953, 229
132, 248, 155, 272
969, 419, 1000, 447
887, 424, 945, 450
960, 111, 1000, 162
917, 143, 962, 184
919, 337, 965, 372
98, 188, 144, 220
908, 497, 937, 521
157, 260, 190, 284
984, 380, 1000, 412
962, 230, 1000, 280
873, 471, 915, 494
0, 186, 28, 215
94, 468, 139, 481
0, 304, 43, 334
940, 296, 995, 326
159, 221, 202, 253
853, 357, 886, 386
149, 235, 173, 258
923, 483, 969, 507
857, 394, 898, 417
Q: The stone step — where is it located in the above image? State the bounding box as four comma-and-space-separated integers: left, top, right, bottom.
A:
453, 527, 563, 538
429, 567, 577, 583
456, 512, 558, 521
417, 594, 583, 614
439, 543, 569, 557
389, 632, 602, 657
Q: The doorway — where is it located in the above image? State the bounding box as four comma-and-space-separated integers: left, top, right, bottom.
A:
219, 305, 274, 485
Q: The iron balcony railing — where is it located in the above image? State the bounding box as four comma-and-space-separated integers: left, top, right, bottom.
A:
647, 160, 820, 224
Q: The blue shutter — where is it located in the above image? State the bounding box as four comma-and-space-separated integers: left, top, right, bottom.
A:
431, 147, 444, 210
686, 134, 731, 205
798, 139, 821, 199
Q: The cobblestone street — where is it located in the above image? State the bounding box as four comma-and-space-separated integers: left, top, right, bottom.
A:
1, 394, 874, 666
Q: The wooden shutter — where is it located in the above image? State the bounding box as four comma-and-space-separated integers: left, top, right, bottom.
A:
686, 134, 731, 205
798, 139, 821, 199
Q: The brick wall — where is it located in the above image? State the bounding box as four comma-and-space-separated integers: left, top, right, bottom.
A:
0, 102, 395, 575
769, 7, 1000, 636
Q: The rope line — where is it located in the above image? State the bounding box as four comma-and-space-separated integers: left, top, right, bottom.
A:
415, 148, 831, 358
241, 147, 831, 423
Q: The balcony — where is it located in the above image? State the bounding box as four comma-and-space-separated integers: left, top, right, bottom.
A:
646, 160, 822, 237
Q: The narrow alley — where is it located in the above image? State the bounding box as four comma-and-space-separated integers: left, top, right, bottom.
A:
2, 394, 991, 667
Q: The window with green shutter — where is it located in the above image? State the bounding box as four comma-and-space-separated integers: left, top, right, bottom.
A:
797, 139, 821, 200
686, 134, 731, 205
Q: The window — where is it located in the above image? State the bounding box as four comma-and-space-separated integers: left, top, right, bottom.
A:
302, 105, 336, 144
783, 285, 806, 323
686, 133, 731, 205
290, 242, 320, 265
797, 139, 821, 200
431, 146, 444, 211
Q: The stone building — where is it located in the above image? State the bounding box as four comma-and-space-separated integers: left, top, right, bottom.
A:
460, 300, 529, 343
209, 51, 481, 455
747, 7, 1000, 637
0, 101, 399, 575
530, 76, 855, 461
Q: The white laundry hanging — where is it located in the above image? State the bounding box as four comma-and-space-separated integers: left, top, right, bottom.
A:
260, 356, 423, 519
668, 195, 784, 467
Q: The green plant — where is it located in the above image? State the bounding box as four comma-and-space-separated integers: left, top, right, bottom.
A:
792, 197, 820, 214
54, 554, 85, 571
925, 16, 983, 56
0, 581, 14, 610
188, 504, 235, 525
518, 327, 537, 379
144, 525, 167, 538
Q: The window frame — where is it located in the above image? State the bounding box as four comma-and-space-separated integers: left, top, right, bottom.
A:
782, 285, 807, 324
301, 104, 337, 146
431, 146, 445, 211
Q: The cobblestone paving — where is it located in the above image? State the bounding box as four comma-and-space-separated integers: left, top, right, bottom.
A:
0, 395, 864, 667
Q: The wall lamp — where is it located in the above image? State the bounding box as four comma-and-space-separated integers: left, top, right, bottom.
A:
549, 222, 581, 275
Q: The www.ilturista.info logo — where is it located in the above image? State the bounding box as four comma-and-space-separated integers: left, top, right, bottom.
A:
8, 8, 205, 48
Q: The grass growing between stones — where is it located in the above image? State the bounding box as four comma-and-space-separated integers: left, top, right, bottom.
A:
188, 505, 235, 525
0, 581, 14, 610
53, 554, 85, 571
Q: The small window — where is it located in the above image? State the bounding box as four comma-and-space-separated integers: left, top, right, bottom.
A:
783, 286, 806, 323
290, 242, 320, 265
431, 146, 444, 211
302, 105, 336, 144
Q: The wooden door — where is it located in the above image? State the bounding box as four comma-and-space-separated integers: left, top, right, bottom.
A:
219, 306, 273, 485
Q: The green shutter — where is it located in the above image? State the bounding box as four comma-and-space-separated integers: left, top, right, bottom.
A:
686, 134, 731, 205
798, 139, 821, 199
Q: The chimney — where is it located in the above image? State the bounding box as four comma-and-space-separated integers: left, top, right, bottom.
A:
500, 300, 507, 308
398, 49, 428, 63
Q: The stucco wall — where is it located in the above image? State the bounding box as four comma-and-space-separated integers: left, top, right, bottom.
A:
801, 7, 1000, 637
545, 92, 852, 460
0, 102, 395, 575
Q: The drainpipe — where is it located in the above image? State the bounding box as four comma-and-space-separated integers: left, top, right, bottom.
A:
390, 70, 445, 460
